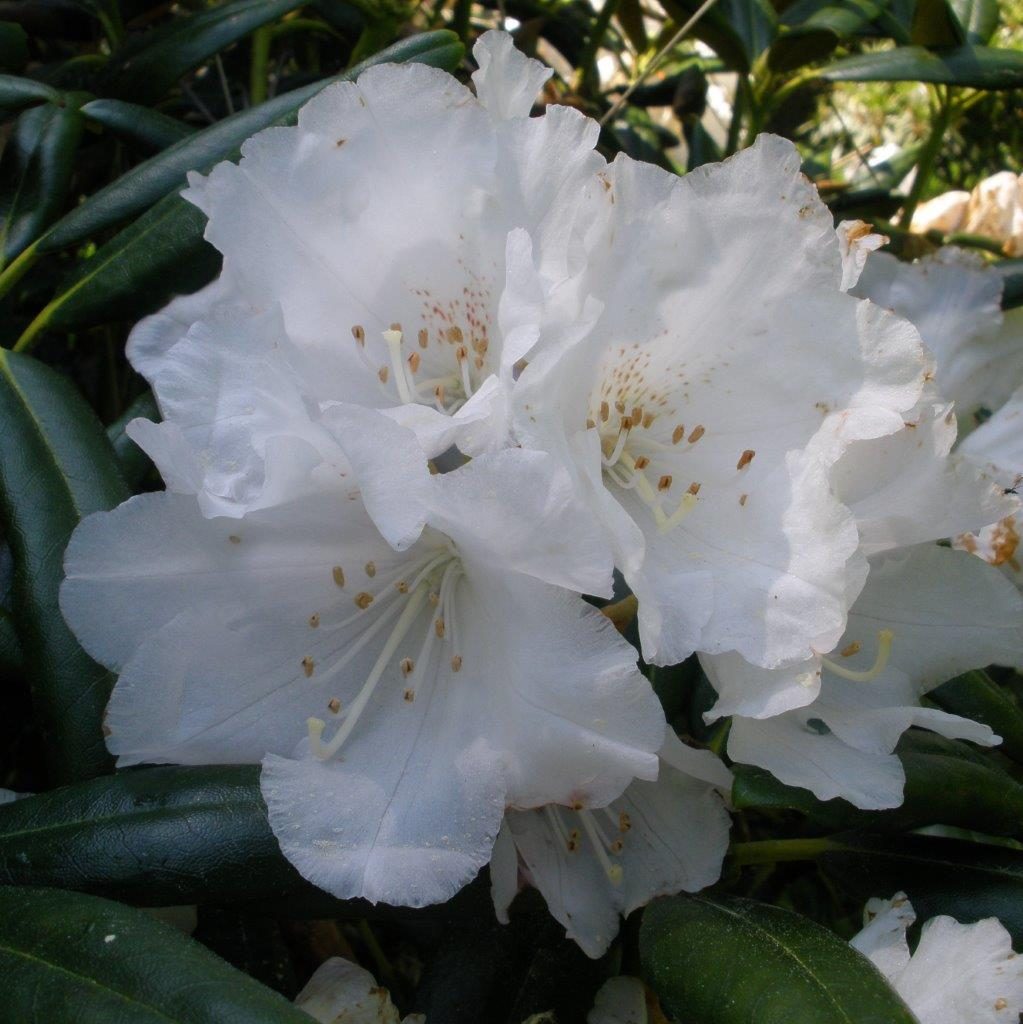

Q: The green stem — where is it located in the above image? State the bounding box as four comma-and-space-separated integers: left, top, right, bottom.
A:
730, 837, 836, 867
576, 0, 620, 95
723, 78, 746, 157
453, 0, 471, 45
250, 25, 273, 107
0, 241, 40, 304
899, 88, 952, 228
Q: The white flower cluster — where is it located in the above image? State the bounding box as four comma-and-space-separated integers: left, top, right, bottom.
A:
59, 32, 1023, 958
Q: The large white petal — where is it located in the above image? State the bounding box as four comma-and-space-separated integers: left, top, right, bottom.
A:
61, 490, 384, 671
893, 914, 1023, 1024
261, 710, 505, 907
701, 650, 822, 721
727, 713, 907, 809
460, 566, 664, 810
853, 247, 1015, 421
502, 737, 730, 958
834, 398, 1015, 553
429, 448, 614, 597
843, 545, 1023, 688
127, 305, 344, 517
471, 30, 551, 119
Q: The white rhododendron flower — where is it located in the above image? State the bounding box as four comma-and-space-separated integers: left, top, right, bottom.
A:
490, 735, 731, 958
851, 893, 1023, 1023
514, 133, 929, 669
957, 386, 1023, 590
295, 957, 424, 1023
716, 544, 1023, 807
62, 390, 664, 907
127, 29, 604, 507
853, 246, 1023, 428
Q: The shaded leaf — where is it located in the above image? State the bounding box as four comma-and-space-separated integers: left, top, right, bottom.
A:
0, 73, 62, 113
640, 893, 916, 1023
821, 833, 1023, 943
950, 0, 999, 43
81, 98, 195, 152
910, 0, 967, 47
0, 765, 303, 904
817, 44, 1023, 88
0, 97, 85, 266
0, 22, 28, 72
103, 0, 307, 104
0, 350, 128, 782
930, 670, 1023, 763
0, 886, 312, 1023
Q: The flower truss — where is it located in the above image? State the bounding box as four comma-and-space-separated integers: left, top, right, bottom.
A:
850, 893, 1023, 1024
57, 29, 1023, 957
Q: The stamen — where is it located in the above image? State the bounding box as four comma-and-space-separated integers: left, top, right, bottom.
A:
383, 329, 415, 404
307, 583, 431, 759
351, 325, 365, 346
737, 449, 755, 470
821, 629, 894, 682
688, 425, 705, 443
600, 401, 610, 423
408, 351, 421, 374
328, 697, 341, 714
545, 806, 576, 853
418, 328, 428, 349
603, 417, 633, 468
456, 345, 473, 399
365, 561, 377, 579
332, 566, 345, 588
658, 474, 673, 492
578, 810, 623, 885
672, 424, 685, 445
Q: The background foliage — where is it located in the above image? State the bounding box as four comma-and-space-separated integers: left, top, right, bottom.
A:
0, 1, 1021, 1021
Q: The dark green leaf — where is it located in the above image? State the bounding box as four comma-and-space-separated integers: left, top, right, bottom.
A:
0, 886, 313, 1023
106, 390, 159, 490
0, 350, 129, 782
684, 119, 723, 171
769, 0, 885, 72
0, 22, 28, 72
25, 191, 221, 336
37, 30, 464, 255
0, 73, 63, 114
821, 833, 1023, 943
0, 765, 305, 904
0, 97, 86, 266
930, 670, 1023, 763
81, 98, 195, 152
817, 44, 1023, 88
640, 893, 916, 1023
949, 0, 999, 43
103, 0, 307, 104
910, 0, 967, 47
661, 0, 777, 70
0, 606, 22, 675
